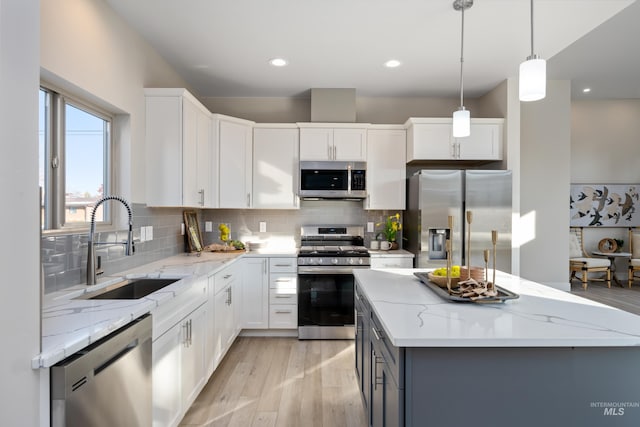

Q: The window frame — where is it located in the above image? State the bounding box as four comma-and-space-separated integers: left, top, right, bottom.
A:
40, 84, 114, 233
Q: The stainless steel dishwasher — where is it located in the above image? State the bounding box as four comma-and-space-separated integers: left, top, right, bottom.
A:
51, 314, 152, 427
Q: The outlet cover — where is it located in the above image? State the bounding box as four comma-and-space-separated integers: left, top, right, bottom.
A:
146, 226, 153, 241
259, 221, 267, 233
140, 227, 147, 242
367, 222, 374, 233
205, 221, 213, 232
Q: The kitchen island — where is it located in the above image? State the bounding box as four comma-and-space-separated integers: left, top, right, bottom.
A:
354, 268, 640, 427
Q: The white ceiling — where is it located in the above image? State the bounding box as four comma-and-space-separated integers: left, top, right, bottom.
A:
104, 0, 639, 100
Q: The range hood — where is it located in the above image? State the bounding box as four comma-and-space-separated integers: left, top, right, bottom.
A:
310, 88, 356, 123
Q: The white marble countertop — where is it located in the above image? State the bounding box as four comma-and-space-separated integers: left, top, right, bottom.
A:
368, 249, 414, 257
354, 268, 640, 348
35, 249, 296, 369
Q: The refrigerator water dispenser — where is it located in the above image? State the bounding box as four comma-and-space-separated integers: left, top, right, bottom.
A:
428, 228, 449, 260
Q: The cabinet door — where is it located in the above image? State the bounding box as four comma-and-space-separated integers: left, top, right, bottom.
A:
457, 123, 502, 160
182, 98, 199, 207
196, 109, 214, 207
219, 119, 252, 208
366, 129, 406, 210
241, 257, 269, 329
407, 122, 453, 161
145, 96, 183, 206
152, 323, 182, 427
205, 275, 216, 377
333, 128, 367, 161
299, 128, 332, 160
181, 304, 207, 412
253, 127, 299, 209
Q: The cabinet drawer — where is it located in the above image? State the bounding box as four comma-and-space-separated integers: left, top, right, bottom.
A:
213, 265, 237, 295
269, 304, 297, 329
269, 290, 297, 305
370, 257, 414, 269
371, 310, 404, 388
269, 273, 297, 290
269, 257, 297, 272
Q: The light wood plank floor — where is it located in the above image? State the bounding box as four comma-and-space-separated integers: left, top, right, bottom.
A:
570, 279, 640, 315
180, 338, 367, 427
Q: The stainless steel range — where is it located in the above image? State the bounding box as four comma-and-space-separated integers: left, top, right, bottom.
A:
298, 225, 370, 339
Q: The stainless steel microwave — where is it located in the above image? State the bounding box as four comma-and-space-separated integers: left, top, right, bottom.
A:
299, 161, 366, 199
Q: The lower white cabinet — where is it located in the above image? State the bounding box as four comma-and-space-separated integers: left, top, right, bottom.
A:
152, 319, 182, 427
152, 295, 207, 427
268, 257, 298, 329
211, 262, 242, 368
242, 257, 269, 329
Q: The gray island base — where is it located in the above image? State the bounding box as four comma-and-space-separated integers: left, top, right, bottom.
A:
354, 269, 640, 427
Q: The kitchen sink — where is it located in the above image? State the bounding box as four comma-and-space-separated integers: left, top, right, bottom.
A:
77, 278, 181, 300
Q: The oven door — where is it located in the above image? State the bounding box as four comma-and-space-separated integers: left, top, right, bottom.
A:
298, 268, 356, 339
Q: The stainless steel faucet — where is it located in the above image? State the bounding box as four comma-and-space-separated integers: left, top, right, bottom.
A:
86, 196, 135, 286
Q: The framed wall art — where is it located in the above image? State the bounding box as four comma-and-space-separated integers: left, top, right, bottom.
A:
570, 184, 639, 227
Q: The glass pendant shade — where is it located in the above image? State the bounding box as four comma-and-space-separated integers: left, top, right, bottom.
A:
519, 57, 546, 101
452, 108, 470, 138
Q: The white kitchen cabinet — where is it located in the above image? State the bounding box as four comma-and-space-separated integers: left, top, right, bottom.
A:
268, 257, 298, 329
212, 263, 240, 366
145, 88, 214, 207
253, 125, 300, 209
215, 114, 254, 208
298, 124, 368, 161
152, 277, 207, 427
365, 127, 406, 210
241, 257, 269, 329
181, 303, 207, 412
370, 253, 414, 269
152, 320, 182, 427
405, 118, 503, 161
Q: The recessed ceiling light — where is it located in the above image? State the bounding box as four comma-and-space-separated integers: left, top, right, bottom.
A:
583, 87, 591, 93
384, 59, 401, 68
269, 58, 288, 67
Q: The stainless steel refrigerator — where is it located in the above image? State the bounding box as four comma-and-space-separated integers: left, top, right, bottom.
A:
405, 170, 512, 272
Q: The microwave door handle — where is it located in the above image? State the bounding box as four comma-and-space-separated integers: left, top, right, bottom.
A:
347, 165, 352, 193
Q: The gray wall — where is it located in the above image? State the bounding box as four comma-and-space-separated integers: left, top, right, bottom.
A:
519, 80, 572, 289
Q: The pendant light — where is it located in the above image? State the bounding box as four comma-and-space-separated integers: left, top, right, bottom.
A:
452, 0, 472, 138
519, 0, 546, 101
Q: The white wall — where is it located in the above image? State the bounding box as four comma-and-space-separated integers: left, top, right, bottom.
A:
0, 0, 41, 425
40, 0, 189, 204
519, 80, 572, 290
570, 99, 640, 273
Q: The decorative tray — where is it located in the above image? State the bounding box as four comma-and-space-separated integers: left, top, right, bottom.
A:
414, 272, 519, 304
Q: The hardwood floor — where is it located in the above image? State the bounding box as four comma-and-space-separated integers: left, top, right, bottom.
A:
570, 279, 640, 316
180, 338, 367, 427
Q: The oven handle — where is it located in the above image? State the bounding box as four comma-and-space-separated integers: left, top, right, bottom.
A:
298, 266, 367, 275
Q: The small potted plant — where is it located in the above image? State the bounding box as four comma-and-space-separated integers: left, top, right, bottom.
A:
376, 213, 402, 249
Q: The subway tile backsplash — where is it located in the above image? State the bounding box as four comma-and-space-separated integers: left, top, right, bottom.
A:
42, 200, 401, 293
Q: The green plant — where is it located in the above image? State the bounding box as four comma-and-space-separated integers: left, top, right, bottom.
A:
376, 213, 402, 242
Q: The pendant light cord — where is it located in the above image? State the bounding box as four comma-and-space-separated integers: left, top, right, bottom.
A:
459, 2, 465, 109
529, 0, 535, 56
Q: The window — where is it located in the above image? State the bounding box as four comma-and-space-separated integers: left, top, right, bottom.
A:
39, 86, 112, 231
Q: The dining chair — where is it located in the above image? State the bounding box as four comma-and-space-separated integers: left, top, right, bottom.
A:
569, 227, 611, 289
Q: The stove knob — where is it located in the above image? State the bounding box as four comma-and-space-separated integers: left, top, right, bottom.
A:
358, 258, 364, 265
348, 258, 355, 265
331, 258, 339, 265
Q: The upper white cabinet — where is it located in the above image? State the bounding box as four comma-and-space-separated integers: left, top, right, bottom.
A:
145, 88, 214, 207
298, 124, 368, 161
214, 114, 254, 208
405, 118, 503, 162
253, 125, 300, 209
365, 127, 406, 210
